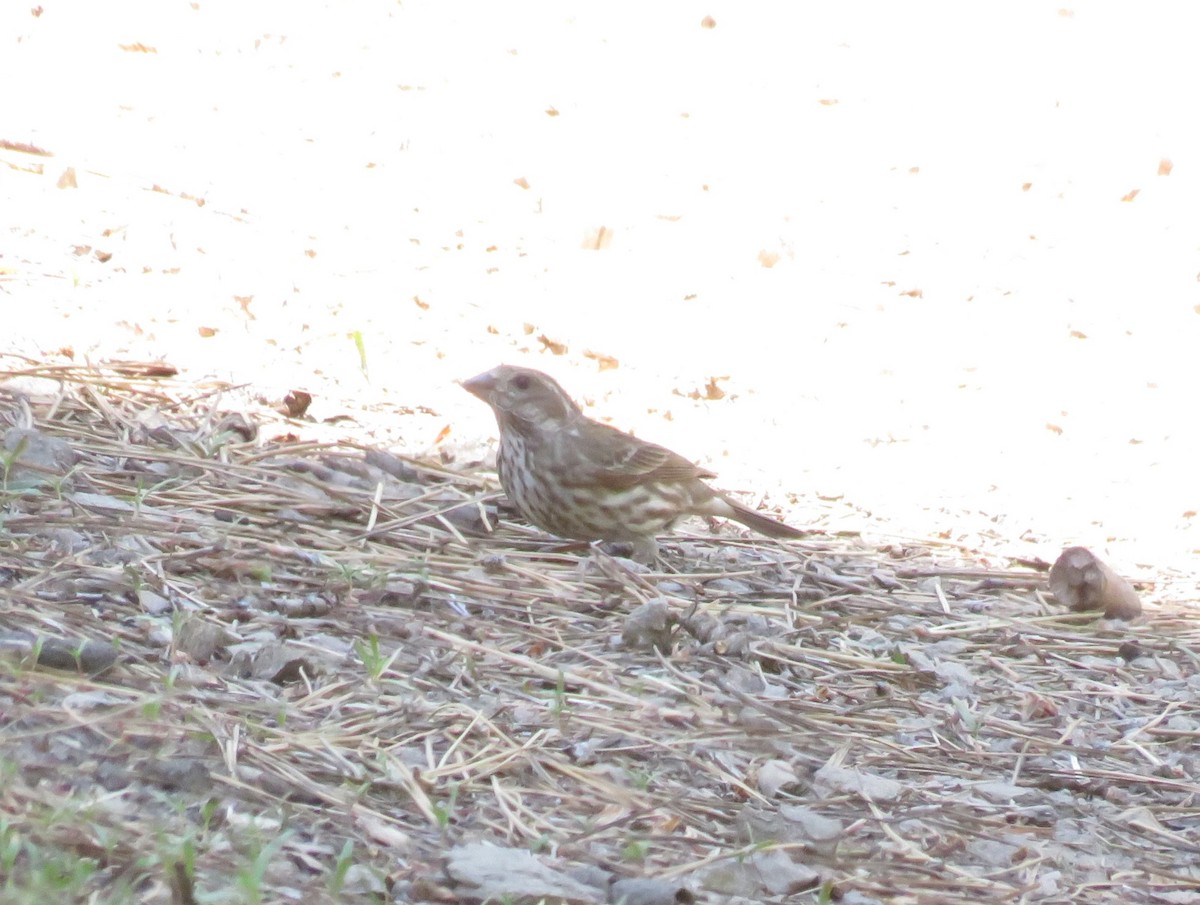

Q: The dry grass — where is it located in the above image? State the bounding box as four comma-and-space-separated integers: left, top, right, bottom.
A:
5, 5, 1200, 902
1, 360, 1198, 904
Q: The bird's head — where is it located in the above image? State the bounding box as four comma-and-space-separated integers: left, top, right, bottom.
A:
463, 365, 582, 430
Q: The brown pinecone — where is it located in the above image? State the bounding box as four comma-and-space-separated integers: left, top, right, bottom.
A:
463, 365, 804, 561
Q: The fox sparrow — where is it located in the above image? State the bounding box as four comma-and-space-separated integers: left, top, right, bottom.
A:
464, 365, 803, 560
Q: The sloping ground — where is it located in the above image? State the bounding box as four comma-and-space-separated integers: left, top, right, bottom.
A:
1, 363, 1197, 904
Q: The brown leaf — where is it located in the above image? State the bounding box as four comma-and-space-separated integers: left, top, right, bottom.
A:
538, 333, 568, 354
622, 599, 673, 653
283, 389, 312, 417
247, 641, 322, 684
1048, 546, 1142, 619
583, 349, 619, 371
175, 618, 237, 664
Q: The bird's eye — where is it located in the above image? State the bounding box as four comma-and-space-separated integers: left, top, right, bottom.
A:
513, 374, 531, 391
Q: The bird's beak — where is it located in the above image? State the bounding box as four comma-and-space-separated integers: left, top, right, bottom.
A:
462, 369, 497, 401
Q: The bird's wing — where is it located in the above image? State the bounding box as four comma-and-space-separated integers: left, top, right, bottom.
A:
576, 421, 715, 489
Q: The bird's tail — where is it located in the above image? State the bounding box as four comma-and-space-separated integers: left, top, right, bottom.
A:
721, 496, 807, 540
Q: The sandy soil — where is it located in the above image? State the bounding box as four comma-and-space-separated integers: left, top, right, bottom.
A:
3, 4, 1197, 581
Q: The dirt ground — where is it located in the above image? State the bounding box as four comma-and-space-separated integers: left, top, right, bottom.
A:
2, 2, 1199, 903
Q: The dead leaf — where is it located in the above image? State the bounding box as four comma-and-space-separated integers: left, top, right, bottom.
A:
283, 390, 312, 417
611, 878, 695, 905
138, 589, 172, 615
756, 759, 799, 797
1048, 546, 1142, 619
4, 427, 79, 489
175, 619, 237, 664
538, 334, 568, 354
583, 349, 619, 371
355, 813, 414, 852
246, 641, 322, 684
703, 849, 818, 897
777, 805, 844, 845
622, 599, 673, 653
813, 762, 902, 801
446, 842, 602, 904
1117, 806, 1168, 834
972, 781, 1035, 803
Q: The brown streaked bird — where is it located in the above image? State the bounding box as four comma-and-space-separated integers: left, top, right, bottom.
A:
463, 364, 804, 561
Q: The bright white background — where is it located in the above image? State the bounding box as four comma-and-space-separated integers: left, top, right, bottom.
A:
3, 1, 1197, 588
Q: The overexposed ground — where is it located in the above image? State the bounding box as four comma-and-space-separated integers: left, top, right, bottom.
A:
3, 1, 1198, 593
